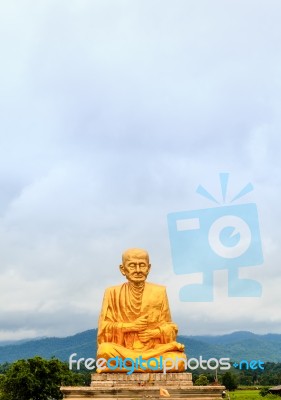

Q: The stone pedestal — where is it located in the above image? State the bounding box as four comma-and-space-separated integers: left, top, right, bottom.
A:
61, 373, 225, 399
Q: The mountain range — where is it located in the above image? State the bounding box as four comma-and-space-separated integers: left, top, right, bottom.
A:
1, 329, 281, 364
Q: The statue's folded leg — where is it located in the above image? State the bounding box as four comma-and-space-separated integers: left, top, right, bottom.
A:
97, 342, 131, 359
141, 341, 185, 358
96, 342, 186, 373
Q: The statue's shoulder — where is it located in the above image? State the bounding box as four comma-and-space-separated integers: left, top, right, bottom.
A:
104, 284, 123, 293
145, 282, 167, 293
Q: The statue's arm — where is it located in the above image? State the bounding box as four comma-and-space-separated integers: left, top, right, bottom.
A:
97, 288, 121, 344
157, 288, 178, 341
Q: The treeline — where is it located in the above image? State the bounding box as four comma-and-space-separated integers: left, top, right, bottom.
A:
1, 360, 281, 386
1, 358, 281, 399
192, 362, 281, 387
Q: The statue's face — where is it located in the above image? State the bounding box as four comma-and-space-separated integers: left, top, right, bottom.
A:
120, 256, 151, 283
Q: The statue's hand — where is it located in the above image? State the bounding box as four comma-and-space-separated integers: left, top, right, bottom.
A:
138, 328, 160, 342
121, 315, 148, 332
131, 315, 148, 332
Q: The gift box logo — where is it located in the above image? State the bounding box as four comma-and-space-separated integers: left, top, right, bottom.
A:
167, 173, 263, 302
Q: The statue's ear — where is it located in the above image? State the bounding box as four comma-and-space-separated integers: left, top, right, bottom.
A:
147, 264, 151, 273
119, 264, 126, 276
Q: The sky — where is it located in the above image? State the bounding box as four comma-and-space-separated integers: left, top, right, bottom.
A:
0, 0, 281, 342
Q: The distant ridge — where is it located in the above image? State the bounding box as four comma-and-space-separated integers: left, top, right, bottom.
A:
0, 330, 97, 364
1, 330, 281, 364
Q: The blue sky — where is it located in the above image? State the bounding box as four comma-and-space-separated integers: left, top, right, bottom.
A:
0, 0, 281, 341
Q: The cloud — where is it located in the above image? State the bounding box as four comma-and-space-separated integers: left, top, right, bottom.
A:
0, 0, 281, 340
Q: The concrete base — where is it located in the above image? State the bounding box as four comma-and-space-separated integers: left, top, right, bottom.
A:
61, 373, 225, 399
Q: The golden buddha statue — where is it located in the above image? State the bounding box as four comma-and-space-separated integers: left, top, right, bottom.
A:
97, 248, 187, 373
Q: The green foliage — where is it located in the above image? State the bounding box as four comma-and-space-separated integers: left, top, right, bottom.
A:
0, 356, 85, 400
260, 387, 271, 397
222, 371, 238, 391
194, 374, 209, 386
191, 362, 281, 387
0, 364, 9, 374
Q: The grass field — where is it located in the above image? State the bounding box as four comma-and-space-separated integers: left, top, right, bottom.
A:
229, 390, 263, 400
228, 390, 279, 400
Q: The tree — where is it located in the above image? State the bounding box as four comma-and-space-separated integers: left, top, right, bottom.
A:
195, 374, 209, 386
0, 364, 10, 374
222, 371, 238, 391
0, 356, 85, 400
260, 387, 270, 397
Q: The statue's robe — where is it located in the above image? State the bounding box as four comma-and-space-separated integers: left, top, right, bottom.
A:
97, 282, 186, 372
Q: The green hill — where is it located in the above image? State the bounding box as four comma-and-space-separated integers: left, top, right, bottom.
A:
0, 330, 97, 363
1, 330, 281, 364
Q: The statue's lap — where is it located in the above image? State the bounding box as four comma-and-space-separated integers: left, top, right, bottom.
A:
97, 342, 187, 373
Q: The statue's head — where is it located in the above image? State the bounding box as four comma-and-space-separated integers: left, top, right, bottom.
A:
119, 248, 151, 284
